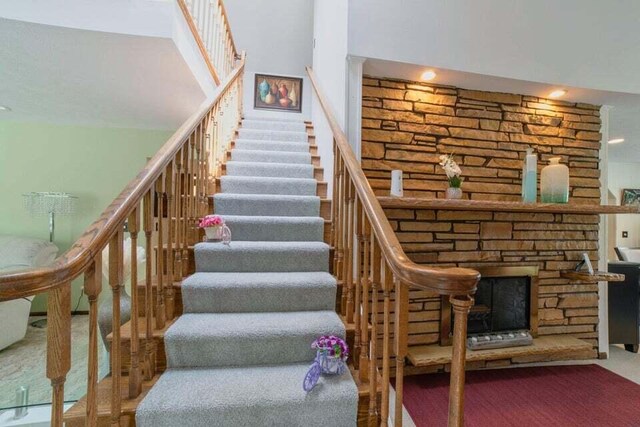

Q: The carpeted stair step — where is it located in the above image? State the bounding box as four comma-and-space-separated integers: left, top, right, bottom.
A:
194, 241, 329, 272
230, 149, 311, 164
221, 215, 324, 241
241, 119, 307, 132
233, 139, 311, 153
181, 272, 336, 313
238, 128, 308, 142
225, 161, 314, 179
220, 176, 317, 196
136, 363, 357, 427
164, 310, 344, 367
213, 193, 320, 217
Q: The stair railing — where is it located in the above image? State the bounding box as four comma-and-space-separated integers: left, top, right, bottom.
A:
306, 66, 480, 427
178, 0, 238, 84
0, 52, 244, 426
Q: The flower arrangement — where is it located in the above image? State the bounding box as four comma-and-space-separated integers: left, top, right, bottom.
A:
439, 154, 463, 188
312, 335, 349, 360
199, 215, 224, 228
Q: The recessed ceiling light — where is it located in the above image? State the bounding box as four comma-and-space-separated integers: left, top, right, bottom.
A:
608, 138, 625, 144
0, 105, 11, 112
548, 89, 567, 99
421, 70, 437, 81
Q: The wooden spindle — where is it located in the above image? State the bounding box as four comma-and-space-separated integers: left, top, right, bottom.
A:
155, 176, 166, 329
380, 262, 392, 427
47, 282, 71, 427
448, 295, 474, 427
334, 156, 344, 286
165, 163, 175, 321
353, 198, 363, 368
343, 178, 355, 322
369, 237, 381, 425
330, 140, 338, 267
174, 152, 184, 283
109, 229, 124, 427
128, 208, 142, 398
393, 278, 409, 427
85, 257, 102, 427
182, 142, 191, 275
143, 190, 155, 379
359, 215, 371, 383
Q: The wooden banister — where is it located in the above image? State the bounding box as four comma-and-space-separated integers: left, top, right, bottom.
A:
0, 55, 245, 302
306, 66, 479, 295
306, 65, 479, 426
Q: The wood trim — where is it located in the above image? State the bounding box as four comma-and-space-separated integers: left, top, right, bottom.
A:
176, 0, 221, 85
0, 55, 246, 301
306, 66, 480, 296
377, 196, 640, 214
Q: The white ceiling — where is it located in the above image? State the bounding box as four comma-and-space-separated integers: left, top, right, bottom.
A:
0, 17, 206, 130
364, 58, 640, 163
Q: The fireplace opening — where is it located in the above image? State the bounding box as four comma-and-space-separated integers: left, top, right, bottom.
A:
441, 266, 539, 348
467, 276, 531, 335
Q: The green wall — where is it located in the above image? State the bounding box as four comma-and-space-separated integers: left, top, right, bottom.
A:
0, 120, 173, 312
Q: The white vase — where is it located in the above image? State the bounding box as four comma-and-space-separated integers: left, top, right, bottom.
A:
540, 157, 569, 203
204, 226, 222, 241
446, 187, 462, 200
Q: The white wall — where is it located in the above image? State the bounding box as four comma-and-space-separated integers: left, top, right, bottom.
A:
348, 0, 640, 95
311, 0, 348, 195
608, 162, 640, 250
224, 0, 314, 119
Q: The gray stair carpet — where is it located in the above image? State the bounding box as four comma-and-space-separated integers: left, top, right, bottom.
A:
221, 215, 324, 241
234, 139, 311, 152
137, 116, 357, 427
214, 193, 320, 217
231, 148, 311, 164
182, 272, 336, 313
220, 175, 317, 196
226, 161, 314, 179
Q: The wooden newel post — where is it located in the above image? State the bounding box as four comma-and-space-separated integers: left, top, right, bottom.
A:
109, 229, 124, 427
448, 294, 474, 427
85, 257, 102, 427
47, 282, 71, 427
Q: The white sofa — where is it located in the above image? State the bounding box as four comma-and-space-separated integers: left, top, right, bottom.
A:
615, 247, 640, 263
0, 235, 58, 351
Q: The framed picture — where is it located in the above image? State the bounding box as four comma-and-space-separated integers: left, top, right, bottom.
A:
254, 73, 302, 113
621, 189, 640, 206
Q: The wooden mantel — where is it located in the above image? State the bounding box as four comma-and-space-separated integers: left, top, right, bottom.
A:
377, 196, 640, 215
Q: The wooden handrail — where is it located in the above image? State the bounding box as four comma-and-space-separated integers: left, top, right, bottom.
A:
307, 65, 478, 427
0, 54, 246, 302
305, 66, 480, 295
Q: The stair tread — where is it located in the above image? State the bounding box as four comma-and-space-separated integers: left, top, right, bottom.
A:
136, 364, 358, 427
195, 240, 330, 251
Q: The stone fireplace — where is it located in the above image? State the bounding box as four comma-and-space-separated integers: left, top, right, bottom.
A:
442, 266, 539, 345
361, 75, 605, 369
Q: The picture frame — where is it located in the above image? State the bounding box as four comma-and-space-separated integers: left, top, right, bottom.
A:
254, 73, 303, 113
621, 189, 640, 206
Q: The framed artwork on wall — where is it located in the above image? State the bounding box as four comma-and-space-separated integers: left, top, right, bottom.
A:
254, 73, 302, 113
621, 189, 640, 206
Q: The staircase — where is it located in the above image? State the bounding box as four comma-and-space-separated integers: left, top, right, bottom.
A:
136, 116, 359, 426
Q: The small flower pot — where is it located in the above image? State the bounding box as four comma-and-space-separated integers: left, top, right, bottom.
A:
446, 187, 463, 200
204, 225, 222, 241
317, 349, 347, 375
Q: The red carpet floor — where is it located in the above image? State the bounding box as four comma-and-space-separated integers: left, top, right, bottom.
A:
402, 365, 640, 427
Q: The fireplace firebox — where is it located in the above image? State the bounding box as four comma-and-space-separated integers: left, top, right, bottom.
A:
440, 266, 539, 346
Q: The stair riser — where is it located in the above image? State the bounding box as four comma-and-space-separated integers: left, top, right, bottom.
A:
221, 163, 324, 180
222, 218, 324, 241
213, 195, 321, 217
240, 120, 306, 132
232, 140, 317, 155
182, 285, 336, 313
218, 177, 326, 197
237, 129, 308, 142
220, 177, 318, 196
194, 244, 329, 273
164, 318, 345, 368
228, 150, 314, 165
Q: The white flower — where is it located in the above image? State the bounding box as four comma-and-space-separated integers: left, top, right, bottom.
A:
439, 154, 461, 179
